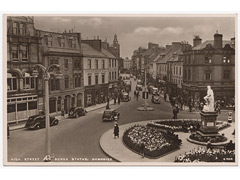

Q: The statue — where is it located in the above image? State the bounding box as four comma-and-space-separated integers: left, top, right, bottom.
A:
202, 86, 215, 112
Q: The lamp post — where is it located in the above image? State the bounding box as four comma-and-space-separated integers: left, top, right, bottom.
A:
32, 64, 63, 162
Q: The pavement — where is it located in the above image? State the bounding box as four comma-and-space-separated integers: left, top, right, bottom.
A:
9, 100, 115, 131
99, 120, 236, 163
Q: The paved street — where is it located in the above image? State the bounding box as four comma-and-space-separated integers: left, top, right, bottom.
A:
7, 78, 235, 162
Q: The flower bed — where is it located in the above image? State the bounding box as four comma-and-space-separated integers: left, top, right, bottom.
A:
175, 147, 235, 162
123, 125, 182, 158
147, 119, 230, 132
189, 133, 227, 143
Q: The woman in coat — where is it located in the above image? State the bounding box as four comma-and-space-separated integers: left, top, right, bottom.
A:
113, 123, 119, 139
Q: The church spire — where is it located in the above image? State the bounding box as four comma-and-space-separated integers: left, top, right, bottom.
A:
113, 33, 118, 44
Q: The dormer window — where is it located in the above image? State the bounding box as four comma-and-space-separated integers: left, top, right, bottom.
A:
58, 36, 65, 47
223, 55, 231, 63
45, 34, 52, 46
72, 38, 76, 48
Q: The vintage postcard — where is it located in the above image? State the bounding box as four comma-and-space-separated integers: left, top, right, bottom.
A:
3, 14, 238, 166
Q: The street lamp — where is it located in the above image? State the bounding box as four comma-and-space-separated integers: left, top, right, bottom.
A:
32, 64, 63, 162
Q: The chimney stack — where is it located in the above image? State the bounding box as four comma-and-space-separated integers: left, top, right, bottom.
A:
214, 30, 223, 49
193, 35, 202, 47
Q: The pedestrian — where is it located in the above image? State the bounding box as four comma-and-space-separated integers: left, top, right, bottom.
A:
134, 90, 136, 99
7, 124, 10, 139
61, 109, 65, 119
113, 123, 119, 139
173, 104, 179, 119
164, 93, 167, 102
136, 91, 139, 101
189, 102, 192, 112
118, 96, 121, 104
106, 102, 110, 109
140, 143, 145, 158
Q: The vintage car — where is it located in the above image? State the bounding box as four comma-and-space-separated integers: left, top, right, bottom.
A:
136, 84, 143, 91
152, 87, 159, 95
102, 109, 120, 121
68, 107, 87, 118
25, 113, 59, 130
121, 92, 131, 102
152, 94, 161, 104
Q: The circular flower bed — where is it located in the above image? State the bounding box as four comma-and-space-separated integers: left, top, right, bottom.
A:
148, 119, 230, 132
175, 147, 235, 162
123, 125, 182, 158
189, 133, 227, 143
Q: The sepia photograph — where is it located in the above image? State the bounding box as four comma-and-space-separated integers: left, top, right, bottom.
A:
3, 14, 237, 166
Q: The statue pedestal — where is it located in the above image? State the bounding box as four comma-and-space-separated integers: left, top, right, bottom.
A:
199, 111, 219, 135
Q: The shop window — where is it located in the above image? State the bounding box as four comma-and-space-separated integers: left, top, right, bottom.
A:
7, 73, 18, 91
57, 97, 61, 111
28, 101, 37, 110
7, 104, 16, 113
17, 103, 27, 111
87, 94, 92, 106
223, 70, 230, 80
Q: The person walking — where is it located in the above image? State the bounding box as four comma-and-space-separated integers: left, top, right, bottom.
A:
118, 95, 121, 104
113, 123, 119, 139
173, 104, 179, 119
136, 91, 139, 101
164, 93, 167, 102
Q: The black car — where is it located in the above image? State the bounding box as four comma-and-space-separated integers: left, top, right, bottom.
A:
25, 114, 59, 130
121, 92, 131, 102
102, 109, 120, 121
68, 107, 87, 118
152, 94, 161, 104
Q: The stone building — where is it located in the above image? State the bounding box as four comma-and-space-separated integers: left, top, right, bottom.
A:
182, 32, 235, 108
38, 30, 84, 114
7, 16, 41, 123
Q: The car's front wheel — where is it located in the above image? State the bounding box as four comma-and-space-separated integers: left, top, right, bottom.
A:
75, 114, 79, 118
35, 124, 41, 130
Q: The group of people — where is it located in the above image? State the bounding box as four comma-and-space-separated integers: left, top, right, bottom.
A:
175, 146, 235, 162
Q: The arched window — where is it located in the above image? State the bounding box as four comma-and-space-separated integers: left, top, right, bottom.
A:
23, 72, 36, 90
205, 70, 212, 80
205, 54, 212, 63
7, 72, 18, 91
223, 70, 230, 79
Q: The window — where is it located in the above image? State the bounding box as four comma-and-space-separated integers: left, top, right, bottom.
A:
13, 22, 19, 35
95, 74, 99, 85
223, 70, 230, 79
109, 72, 111, 81
17, 103, 27, 111
19, 23, 26, 35
61, 38, 65, 47
115, 72, 117, 80
7, 73, 18, 91
69, 39, 72, 48
72, 39, 76, 48
88, 75, 92, 85
74, 74, 82, 87
205, 54, 212, 63
28, 101, 37, 110
109, 59, 111, 68
102, 74, 105, 84
57, 37, 61, 46
47, 36, 52, 46
176, 67, 178, 75
188, 70, 191, 80
74, 59, 81, 69
102, 60, 105, 69
112, 72, 114, 80
179, 67, 181, 76
49, 58, 59, 65
23, 73, 35, 90
64, 59, 68, 68
88, 59, 91, 69
95, 59, 98, 69
11, 45, 19, 60
7, 104, 16, 113
50, 75, 60, 91
65, 77, 69, 89
205, 70, 212, 80
223, 56, 231, 63
21, 45, 28, 61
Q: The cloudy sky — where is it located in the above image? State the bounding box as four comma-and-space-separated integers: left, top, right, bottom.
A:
34, 15, 235, 58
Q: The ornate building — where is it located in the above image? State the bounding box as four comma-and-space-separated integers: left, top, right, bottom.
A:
182, 32, 235, 108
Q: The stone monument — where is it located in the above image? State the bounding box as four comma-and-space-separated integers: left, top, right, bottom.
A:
199, 86, 219, 136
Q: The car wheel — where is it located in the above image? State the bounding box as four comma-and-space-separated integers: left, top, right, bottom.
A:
54, 120, 59, 125
75, 114, 79, 118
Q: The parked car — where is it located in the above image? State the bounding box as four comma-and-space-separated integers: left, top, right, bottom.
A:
102, 109, 120, 121
25, 113, 59, 130
136, 84, 143, 91
68, 107, 87, 118
152, 87, 159, 95
121, 92, 131, 102
152, 94, 161, 104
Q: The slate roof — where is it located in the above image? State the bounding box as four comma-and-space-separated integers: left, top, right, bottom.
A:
192, 40, 232, 50
81, 43, 106, 58
101, 48, 116, 58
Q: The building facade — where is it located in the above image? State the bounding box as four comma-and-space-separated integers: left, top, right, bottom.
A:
7, 16, 41, 123
182, 33, 235, 108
